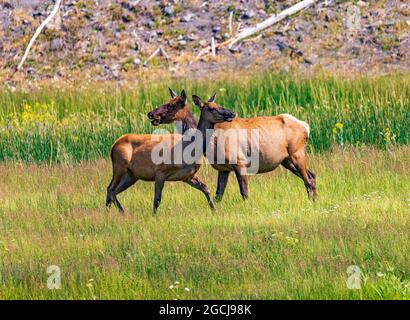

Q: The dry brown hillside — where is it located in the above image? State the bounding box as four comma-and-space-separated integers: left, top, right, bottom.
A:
1, 0, 409, 83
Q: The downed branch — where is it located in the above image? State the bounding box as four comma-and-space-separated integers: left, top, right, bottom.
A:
15, 0, 62, 73
227, 0, 317, 48
211, 37, 216, 56
143, 47, 170, 67
195, 0, 318, 61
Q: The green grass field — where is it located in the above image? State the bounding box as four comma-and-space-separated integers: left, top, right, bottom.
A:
1, 72, 409, 163
0, 147, 409, 299
0, 72, 409, 299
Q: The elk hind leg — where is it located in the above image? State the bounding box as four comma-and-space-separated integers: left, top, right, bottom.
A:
106, 168, 132, 213
282, 158, 302, 179
289, 150, 317, 201
233, 166, 249, 200
114, 170, 137, 195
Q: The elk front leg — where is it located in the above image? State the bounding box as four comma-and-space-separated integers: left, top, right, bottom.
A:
153, 177, 165, 215
185, 176, 216, 211
215, 171, 230, 202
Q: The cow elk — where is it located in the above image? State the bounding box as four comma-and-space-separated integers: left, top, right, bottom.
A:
106, 90, 236, 214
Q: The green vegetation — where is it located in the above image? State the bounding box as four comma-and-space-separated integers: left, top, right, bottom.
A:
0, 72, 408, 299
0, 72, 409, 163
0, 147, 408, 299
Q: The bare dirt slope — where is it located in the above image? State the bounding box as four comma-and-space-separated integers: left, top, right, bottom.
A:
1, 0, 409, 82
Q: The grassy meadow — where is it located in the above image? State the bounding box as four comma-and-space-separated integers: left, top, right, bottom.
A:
0, 72, 409, 299
0, 147, 408, 299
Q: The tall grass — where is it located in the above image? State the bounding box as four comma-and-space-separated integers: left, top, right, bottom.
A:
0, 72, 409, 163
0, 147, 408, 299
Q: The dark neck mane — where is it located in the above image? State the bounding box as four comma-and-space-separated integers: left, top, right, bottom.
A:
197, 112, 215, 155
180, 107, 198, 133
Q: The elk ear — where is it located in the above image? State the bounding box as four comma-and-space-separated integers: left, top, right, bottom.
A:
208, 93, 216, 103
192, 95, 203, 108
169, 88, 178, 98
180, 89, 187, 104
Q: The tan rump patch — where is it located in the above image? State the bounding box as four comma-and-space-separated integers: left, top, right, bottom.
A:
282, 113, 310, 136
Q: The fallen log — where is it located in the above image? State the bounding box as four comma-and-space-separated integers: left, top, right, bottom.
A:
227, 0, 317, 48
195, 0, 318, 61
143, 47, 170, 67
16, 0, 62, 72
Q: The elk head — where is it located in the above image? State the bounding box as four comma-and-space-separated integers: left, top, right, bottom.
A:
192, 94, 236, 124
147, 88, 188, 126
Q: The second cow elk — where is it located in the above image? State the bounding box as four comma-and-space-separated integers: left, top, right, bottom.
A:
148, 89, 317, 201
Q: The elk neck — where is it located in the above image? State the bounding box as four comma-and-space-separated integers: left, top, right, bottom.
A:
180, 106, 197, 133
196, 111, 216, 156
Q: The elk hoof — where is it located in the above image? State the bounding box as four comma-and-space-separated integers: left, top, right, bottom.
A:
214, 195, 223, 202
209, 202, 217, 212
